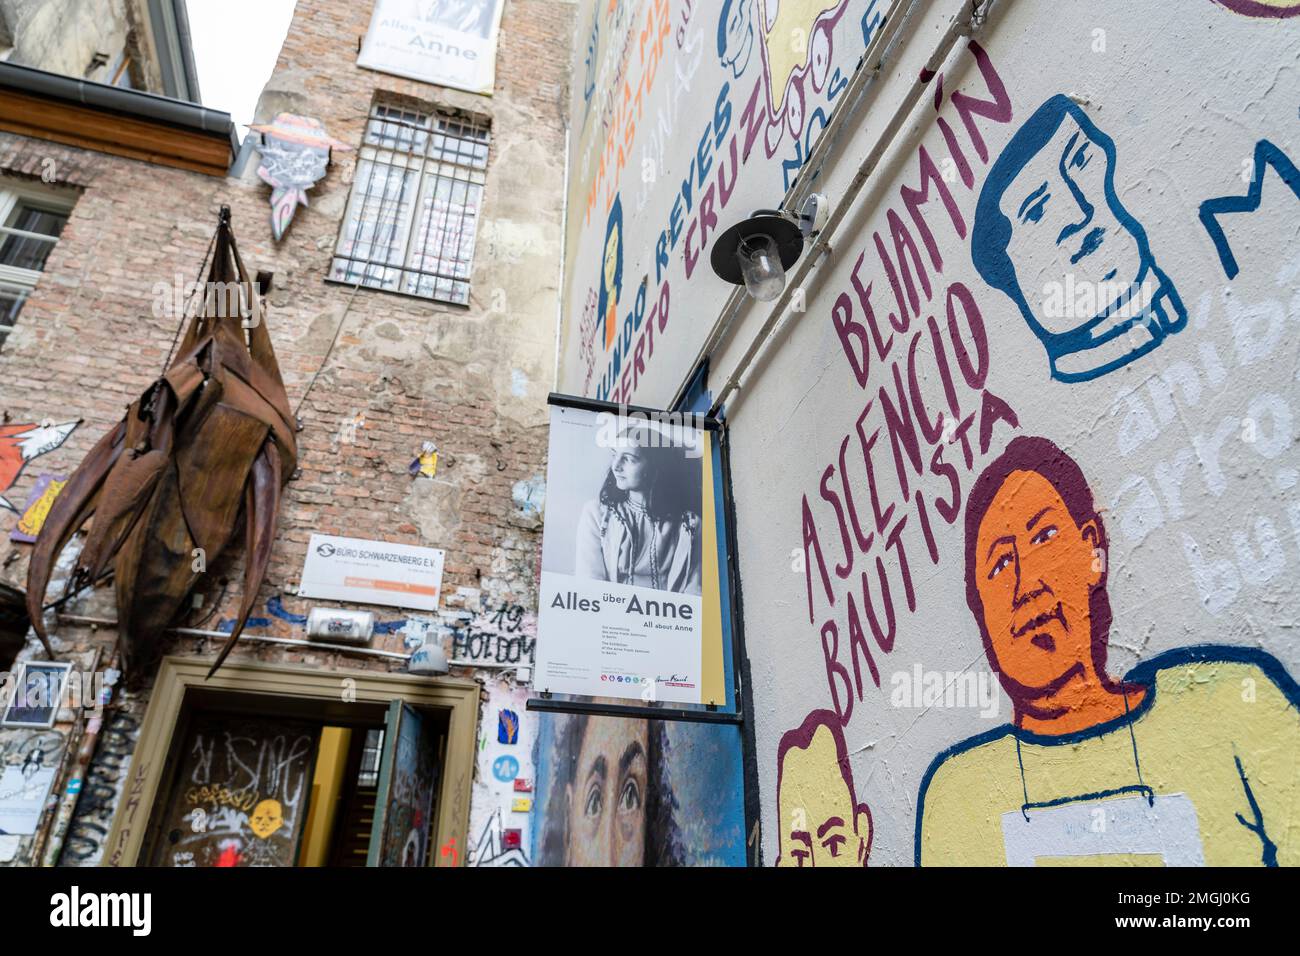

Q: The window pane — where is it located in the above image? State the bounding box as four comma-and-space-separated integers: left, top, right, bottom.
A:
334, 104, 488, 304
0, 287, 28, 345
357, 728, 384, 788
0, 205, 67, 272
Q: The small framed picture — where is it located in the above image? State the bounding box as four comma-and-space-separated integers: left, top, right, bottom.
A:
2, 661, 72, 729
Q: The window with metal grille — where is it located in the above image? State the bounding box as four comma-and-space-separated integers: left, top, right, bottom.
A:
330, 103, 489, 305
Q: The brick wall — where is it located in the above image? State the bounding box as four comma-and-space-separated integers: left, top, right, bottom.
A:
0, 0, 575, 867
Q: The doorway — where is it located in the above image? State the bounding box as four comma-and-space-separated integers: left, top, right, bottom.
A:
104, 656, 478, 867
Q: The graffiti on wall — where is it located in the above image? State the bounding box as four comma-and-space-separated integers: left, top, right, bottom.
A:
563, 0, 868, 406
59, 704, 142, 866
151, 716, 317, 867
804, 40, 1019, 725
467, 681, 534, 866
0, 420, 77, 513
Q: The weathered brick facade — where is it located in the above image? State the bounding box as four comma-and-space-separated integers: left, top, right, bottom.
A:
0, 0, 574, 867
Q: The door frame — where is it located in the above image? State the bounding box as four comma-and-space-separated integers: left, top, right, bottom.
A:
102, 655, 480, 867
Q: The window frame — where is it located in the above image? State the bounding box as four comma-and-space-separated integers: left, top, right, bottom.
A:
103, 655, 480, 867
0, 178, 78, 347
327, 102, 490, 307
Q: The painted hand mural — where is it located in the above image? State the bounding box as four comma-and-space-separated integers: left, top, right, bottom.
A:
915, 436, 1300, 866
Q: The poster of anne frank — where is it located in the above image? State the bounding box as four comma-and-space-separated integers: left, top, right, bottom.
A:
534, 400, 729, 706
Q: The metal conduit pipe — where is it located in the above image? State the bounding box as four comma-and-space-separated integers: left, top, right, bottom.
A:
671, 0, 923, 409
702, 0, 990, 419
53, 614, 519, 670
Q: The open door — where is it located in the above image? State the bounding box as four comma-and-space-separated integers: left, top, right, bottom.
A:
367, 701, 440, 866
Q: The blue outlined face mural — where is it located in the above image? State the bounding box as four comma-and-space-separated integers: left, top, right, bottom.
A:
718, 0, 755, 79
972, 95, 1186, 382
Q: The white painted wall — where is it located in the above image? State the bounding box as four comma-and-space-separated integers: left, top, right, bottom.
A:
559, 0, 1300, 865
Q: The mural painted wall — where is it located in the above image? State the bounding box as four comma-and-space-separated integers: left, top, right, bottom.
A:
558, 0, 1300, 866
560, 0, 880, 405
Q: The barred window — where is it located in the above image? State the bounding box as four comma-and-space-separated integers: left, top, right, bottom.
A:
330, 103, 489, 305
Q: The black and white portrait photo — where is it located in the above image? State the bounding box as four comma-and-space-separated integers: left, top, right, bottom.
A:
545, 413, 703, 597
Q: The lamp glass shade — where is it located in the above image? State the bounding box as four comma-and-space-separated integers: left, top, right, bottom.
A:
737, 233, 785, 301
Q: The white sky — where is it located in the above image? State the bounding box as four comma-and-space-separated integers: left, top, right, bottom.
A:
185, 0, 300, 138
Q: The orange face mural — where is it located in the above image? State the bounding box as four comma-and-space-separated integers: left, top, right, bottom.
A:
962, 436, 1148, 735
912, 436, 1300, 866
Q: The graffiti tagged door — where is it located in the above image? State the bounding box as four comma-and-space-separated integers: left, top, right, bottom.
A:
148, 714, 320, 867
367, 701, 439, 867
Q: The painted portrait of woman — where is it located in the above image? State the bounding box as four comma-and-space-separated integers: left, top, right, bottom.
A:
574, 422, 703, 596
536, 715, 684, 866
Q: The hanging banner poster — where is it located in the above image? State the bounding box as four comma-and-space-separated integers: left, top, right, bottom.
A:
357, 0, 507, 96
534, 398, 729, 706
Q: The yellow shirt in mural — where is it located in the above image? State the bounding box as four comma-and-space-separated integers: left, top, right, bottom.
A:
917, 653, 1300, 866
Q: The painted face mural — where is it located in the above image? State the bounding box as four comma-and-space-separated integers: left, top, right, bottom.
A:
598, 195, 624, 352
563, 717, 650, 866
911, 436, 1300, 866
534, 713, 745, 866
775, 710, 871, 867
974, 468, 1103, 698
717, 0, 755, 78
972, 95, 1186, 382
248, 799, 285, 840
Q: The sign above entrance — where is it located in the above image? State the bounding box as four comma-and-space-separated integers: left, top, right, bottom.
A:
299, 534, 445, 611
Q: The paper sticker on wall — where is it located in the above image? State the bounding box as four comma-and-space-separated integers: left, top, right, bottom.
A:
10, 474, 66, 542
511, 797, 532, 813
512, 777, 532, 793
492, 754, 520, 782
250, 114, 352, 241
498, 709, 519, 745
409, 441, 438, 479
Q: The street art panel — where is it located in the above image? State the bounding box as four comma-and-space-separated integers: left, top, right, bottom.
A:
467, 681, 534, 866
149, 715, 318, 867
559, 0, 872, 406
250, 113, 352, 241
553, 0, 1300, 866
0, 420, 77, 513
532, 712, 746, 866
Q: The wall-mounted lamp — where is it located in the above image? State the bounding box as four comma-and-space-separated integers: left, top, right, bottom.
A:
408, 637, 450, 675
709, 195, 827, 301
